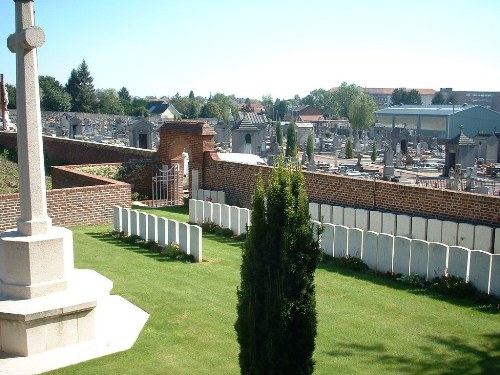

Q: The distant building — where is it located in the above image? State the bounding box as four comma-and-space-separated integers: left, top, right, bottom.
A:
284, 105, 324, 122
330, 87, 436, 106
231, 111, 268, 154
375, 104, 500, 139
439, 88, 500, 112
147, 100, 182, 121
474, 132, 500, 163
129, 118, 154, 149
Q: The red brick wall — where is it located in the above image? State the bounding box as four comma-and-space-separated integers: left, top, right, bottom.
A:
0, 131, 156, 164
0, 166, 131, 232
203, 152, 500, 227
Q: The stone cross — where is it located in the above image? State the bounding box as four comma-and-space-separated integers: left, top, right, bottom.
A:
7, 0, 51, 236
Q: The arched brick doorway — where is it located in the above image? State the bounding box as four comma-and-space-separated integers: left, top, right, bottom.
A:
157, 121, 215, 204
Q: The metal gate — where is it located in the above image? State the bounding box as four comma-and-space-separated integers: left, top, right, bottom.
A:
151, 164, 180, 207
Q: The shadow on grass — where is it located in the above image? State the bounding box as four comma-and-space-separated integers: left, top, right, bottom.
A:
325, 333, 500, 375
318, 259, 499, 314
84, 231, 189, 263
132, 204, 189, 216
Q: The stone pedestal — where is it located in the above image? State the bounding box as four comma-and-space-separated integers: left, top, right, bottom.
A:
0, 227, 110, 357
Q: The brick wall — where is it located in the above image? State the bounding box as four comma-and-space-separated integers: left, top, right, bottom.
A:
203, 152, 500, 227
0, 131, 156, 164
0, 166, 131, 232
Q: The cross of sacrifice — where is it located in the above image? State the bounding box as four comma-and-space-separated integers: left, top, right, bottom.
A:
6, 0, 52, 236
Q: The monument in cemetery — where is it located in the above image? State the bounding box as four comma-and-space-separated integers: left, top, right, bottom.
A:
0, 1, 146, 370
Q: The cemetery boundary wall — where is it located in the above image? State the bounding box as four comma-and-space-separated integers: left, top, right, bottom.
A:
0, 165, 131, 232
202, 152, 500, 227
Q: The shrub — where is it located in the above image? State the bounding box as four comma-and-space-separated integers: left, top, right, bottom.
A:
338, 255, 369, 272
396, 273, 426, 288
430, 275, 478, 299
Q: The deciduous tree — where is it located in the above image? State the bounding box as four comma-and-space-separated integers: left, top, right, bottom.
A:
348, 92, 375, 130
39, 76, 72, 112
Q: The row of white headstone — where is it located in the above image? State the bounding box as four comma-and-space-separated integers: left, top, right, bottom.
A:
113, 206, 202, 262
315, 221, 499, 297
309, 203, 499, 254
192, 189, 225, 204
189, 199, 251, 236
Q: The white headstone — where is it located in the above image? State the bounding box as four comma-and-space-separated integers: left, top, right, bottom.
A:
311, 220, 322, 242
240, 208, 251, 235
348, 228, 363, 259
122, 208, 130, 234
448, 246, 470, 280
457, 223, 474, 249
191, 169, 199, 199
203, 190, 211, 201
138, 212, 148, 241
189, 225, 202, 262
320, 204, 332, 223
210, 191, 219, 203
428, 242, 448, 279
113, 206, 122, 231
495, 228, 500, 255
230, 206, 241, 236
212, 203, 222, 226
167, 219, 179, 245
195, 200, 204, 224
203, 201, 213, 222
377, 233, 394, 273
469, 250, 491, 294
393, 236, 411, 276
396, 215, 411, 237
411, 216, 427, 240
363, 231, 378, 269
355, 209, 369, 231
474, 225, 493, 252
410, 239, 429, 279
426, 219, 442, 243
189, 199, 197, 224
309, 202, 320, 221
147, 214, 158, 243
334, 225, 348, 258
157, 218, 168, 246
441, 221, 458, 246
321, 223, 334, 256
382, 212, 396, 235
344, 207, 356, 228
369, 210, 382, 232
331, 205, 344, 225
490, 255, 500, 297
130, 210, 139, 236
178, 222, 190, 254
197, 189, 204, 201
221, 204, 231, 229
217, 191, 226, 205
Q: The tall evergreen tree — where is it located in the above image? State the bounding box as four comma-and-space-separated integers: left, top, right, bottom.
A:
306, 132, 314, 162
276, 122, 283, 146
236, 160, 320, 375
371, 142, 378, 162
286, 122, 297, 157
345, 139, 353, 159
66, 60, 98, 113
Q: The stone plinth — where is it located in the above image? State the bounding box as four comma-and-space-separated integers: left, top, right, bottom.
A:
0, 269, 112, 357
0, 227, 74, 299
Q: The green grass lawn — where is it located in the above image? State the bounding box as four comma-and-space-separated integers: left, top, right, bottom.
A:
48, 206, 499, 375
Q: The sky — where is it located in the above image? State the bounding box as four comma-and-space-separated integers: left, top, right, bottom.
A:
1, 0, 499, 100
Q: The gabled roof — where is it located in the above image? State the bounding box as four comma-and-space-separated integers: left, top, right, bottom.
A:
233, 111, 268, 130
449, 127, 475, 146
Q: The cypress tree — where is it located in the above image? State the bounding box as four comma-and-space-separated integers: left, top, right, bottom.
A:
276, 122, 283, 146
306, 133, 314, 162
236, 159, 320, 375
371, 142, 378, 162
286, 122, 297, 157
345, 139, 353, 159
